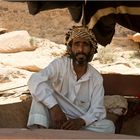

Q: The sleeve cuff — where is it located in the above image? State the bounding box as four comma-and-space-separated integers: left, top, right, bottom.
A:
80, 115, 97, 126
42, 95, 58, 109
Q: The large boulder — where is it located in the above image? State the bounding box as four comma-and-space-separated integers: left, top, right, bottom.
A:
0, 30, 37, 53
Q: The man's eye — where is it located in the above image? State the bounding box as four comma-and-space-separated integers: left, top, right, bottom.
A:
74, 42, 80, 46
84, 43, 90, 46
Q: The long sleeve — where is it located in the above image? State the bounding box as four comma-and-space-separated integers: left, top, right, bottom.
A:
80, 76, 106, 126
28, 59, 60, 109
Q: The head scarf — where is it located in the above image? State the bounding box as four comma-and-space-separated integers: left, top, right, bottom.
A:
65, 26, 98, 62
65, 26, 97, 51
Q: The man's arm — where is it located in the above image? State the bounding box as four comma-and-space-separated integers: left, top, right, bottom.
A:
49, 104, 67, 129
28, 59, 61, 108
28, 59, 67, 128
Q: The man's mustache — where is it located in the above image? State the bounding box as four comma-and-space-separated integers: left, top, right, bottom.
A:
75, 53, 87, 57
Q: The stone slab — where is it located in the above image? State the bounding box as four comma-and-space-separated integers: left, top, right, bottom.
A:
0, 129, 139, 139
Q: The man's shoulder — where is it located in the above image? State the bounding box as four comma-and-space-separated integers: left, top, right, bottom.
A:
51, 56, 70, 66
88, 64, 103, 80
88, 64, 100, 74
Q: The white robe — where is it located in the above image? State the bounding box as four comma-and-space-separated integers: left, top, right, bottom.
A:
27, 56, 115, 133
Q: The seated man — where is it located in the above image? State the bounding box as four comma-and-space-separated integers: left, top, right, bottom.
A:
27, 26, 115, 133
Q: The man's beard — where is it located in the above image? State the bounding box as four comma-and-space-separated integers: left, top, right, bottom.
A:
70, 52, 89, 65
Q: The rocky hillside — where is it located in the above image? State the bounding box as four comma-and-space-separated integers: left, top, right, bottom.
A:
0, 1, 76, 44
0, 1, 136, 42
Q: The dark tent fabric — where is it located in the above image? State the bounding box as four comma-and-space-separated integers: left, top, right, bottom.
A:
27, 1, 140, 46
84, 1, 140, 45
27, 1, 83, 23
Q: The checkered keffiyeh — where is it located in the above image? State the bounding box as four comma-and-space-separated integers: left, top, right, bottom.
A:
65, 26, 97, 52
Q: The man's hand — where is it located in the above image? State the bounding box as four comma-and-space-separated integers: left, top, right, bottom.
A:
61, 118, 85, 130
49, 104, 67, 129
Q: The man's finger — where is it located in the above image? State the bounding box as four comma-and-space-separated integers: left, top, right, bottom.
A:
61, 120, 75, 130
61, 121, 71, 129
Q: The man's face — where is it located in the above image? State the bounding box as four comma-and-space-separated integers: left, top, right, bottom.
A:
70, 37, 91, 65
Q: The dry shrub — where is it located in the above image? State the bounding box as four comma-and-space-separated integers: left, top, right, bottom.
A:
97, 45, 116, 64
129, 51, 140, 68
130, 51, 140, 59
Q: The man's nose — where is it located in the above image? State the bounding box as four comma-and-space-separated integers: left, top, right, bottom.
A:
77, 45, 84, 52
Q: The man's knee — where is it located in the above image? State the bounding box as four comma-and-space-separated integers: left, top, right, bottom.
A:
27, 99, 51, 128
84, 119, 115, 134
104, 119, 115, 133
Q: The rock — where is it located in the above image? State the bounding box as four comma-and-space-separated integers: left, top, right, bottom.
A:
0, 30, 37, 53
20, 94, 31, 101
128, 33, 140, 43
0, 28, 7, 34
0, 67, 30, 84
17, 65, 41, 72
104, 95, 128, 115
0, 38, 66, 70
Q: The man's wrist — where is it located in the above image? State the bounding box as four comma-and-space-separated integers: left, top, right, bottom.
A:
78, 118, 86, 127
49, 104, 61, 112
